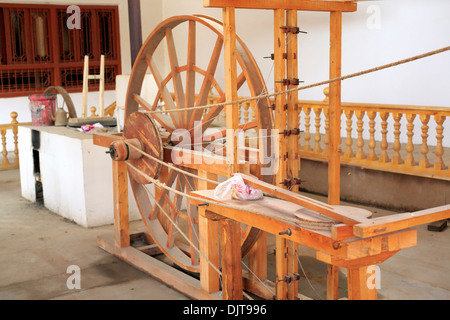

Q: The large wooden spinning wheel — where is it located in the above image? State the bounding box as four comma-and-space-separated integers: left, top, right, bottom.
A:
124, 15, 274, 273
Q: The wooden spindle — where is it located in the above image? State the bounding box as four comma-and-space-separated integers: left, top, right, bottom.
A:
303, 107, 312, 152
404, 113, 416, 167
90, 107, 98, 117
392, 113, 403, 165
243, 102, 250, 124
434, 115, 446, 170
419, 114, 431, 168
298, 105, 303, 150
344, 110, 354, 159
367, 111, 378, 161
323, 108, 330, 157
379, 112, 390, 163
323, 87, 329, 103
11, 112, 19, 164
355, 110, 366, 160
314, 107, 323, 154
251, 101, 256, 122
1, 129, 8, 165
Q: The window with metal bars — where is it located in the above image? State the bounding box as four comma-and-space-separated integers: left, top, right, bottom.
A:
0, 4, 121, 97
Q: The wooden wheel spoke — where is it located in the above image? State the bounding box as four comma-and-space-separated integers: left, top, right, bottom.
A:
185, 21, 196, 127
166, 28, 186, 128
166, 177, 184, 248
148, 169, 178, 220
145, 53, 182, 128
133, 93, 175, 133
190, 37, 224, 129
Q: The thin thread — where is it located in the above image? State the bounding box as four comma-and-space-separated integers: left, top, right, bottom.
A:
143, 45, 450, 115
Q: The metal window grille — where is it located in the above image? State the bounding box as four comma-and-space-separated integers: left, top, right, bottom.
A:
0, 4, 121, 97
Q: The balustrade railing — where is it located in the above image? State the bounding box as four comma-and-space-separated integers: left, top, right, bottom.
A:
0, 112, 31, 170
208, 88, 450, 180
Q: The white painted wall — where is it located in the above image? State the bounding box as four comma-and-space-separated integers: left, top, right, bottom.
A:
152, 0, 450, 107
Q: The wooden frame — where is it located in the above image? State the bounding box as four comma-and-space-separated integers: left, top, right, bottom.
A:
93, 0, 450, 302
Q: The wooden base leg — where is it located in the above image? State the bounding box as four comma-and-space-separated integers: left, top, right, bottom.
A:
275, 236, 288, 300
199, 211, 220, 293
248, 232, 267, 281
327, 264, 340, 300
347, 266, 378, 300
220, 219, 243, 300
287, 241, 299, 300
113, 160, 129, 248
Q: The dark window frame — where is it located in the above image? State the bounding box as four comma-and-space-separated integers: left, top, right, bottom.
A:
0, 3, 121, 98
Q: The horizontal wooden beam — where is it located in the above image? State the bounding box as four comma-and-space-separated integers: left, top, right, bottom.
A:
353, 205, 450, 238
98, 234, 221, 300
204, 0, 357, 12
240, 173, 370, 226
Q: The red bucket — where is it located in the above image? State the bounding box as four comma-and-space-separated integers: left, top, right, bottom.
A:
29, 94, 56, 126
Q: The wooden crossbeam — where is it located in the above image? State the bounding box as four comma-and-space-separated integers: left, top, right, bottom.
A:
204, 0, 358, 12
240, 173, 370, 226
353, 205, 450, 238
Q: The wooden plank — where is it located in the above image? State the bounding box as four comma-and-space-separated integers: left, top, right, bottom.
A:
240, 173, 370, 225
97, 235, 221, 300
344, 229, 417, 260
317, 250, 399, 269
204, 0, 357, 12
113, 160, 130, 248
354, 205, 450, 238
328, 11, 342, 205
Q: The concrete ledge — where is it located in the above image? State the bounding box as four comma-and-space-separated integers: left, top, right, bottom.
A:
299, 159, 450, 212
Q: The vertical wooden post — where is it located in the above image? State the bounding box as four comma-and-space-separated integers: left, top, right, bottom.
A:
220, 218, 243, 300
328, 11, 342, 206
327, 10, 343, 300
198, 170, 220, 294
286, 9, 300, 300
286, 9, 300, 189
223, 7, 239, 177
327, 264, 340, 300
222, 7, 243, 300
247, 233, 267, 284
274, 8, 288, 300
347, 266, 378, 300
113, 160, 130, 248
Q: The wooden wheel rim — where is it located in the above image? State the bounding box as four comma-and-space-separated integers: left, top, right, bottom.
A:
125, 15, 274, 272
